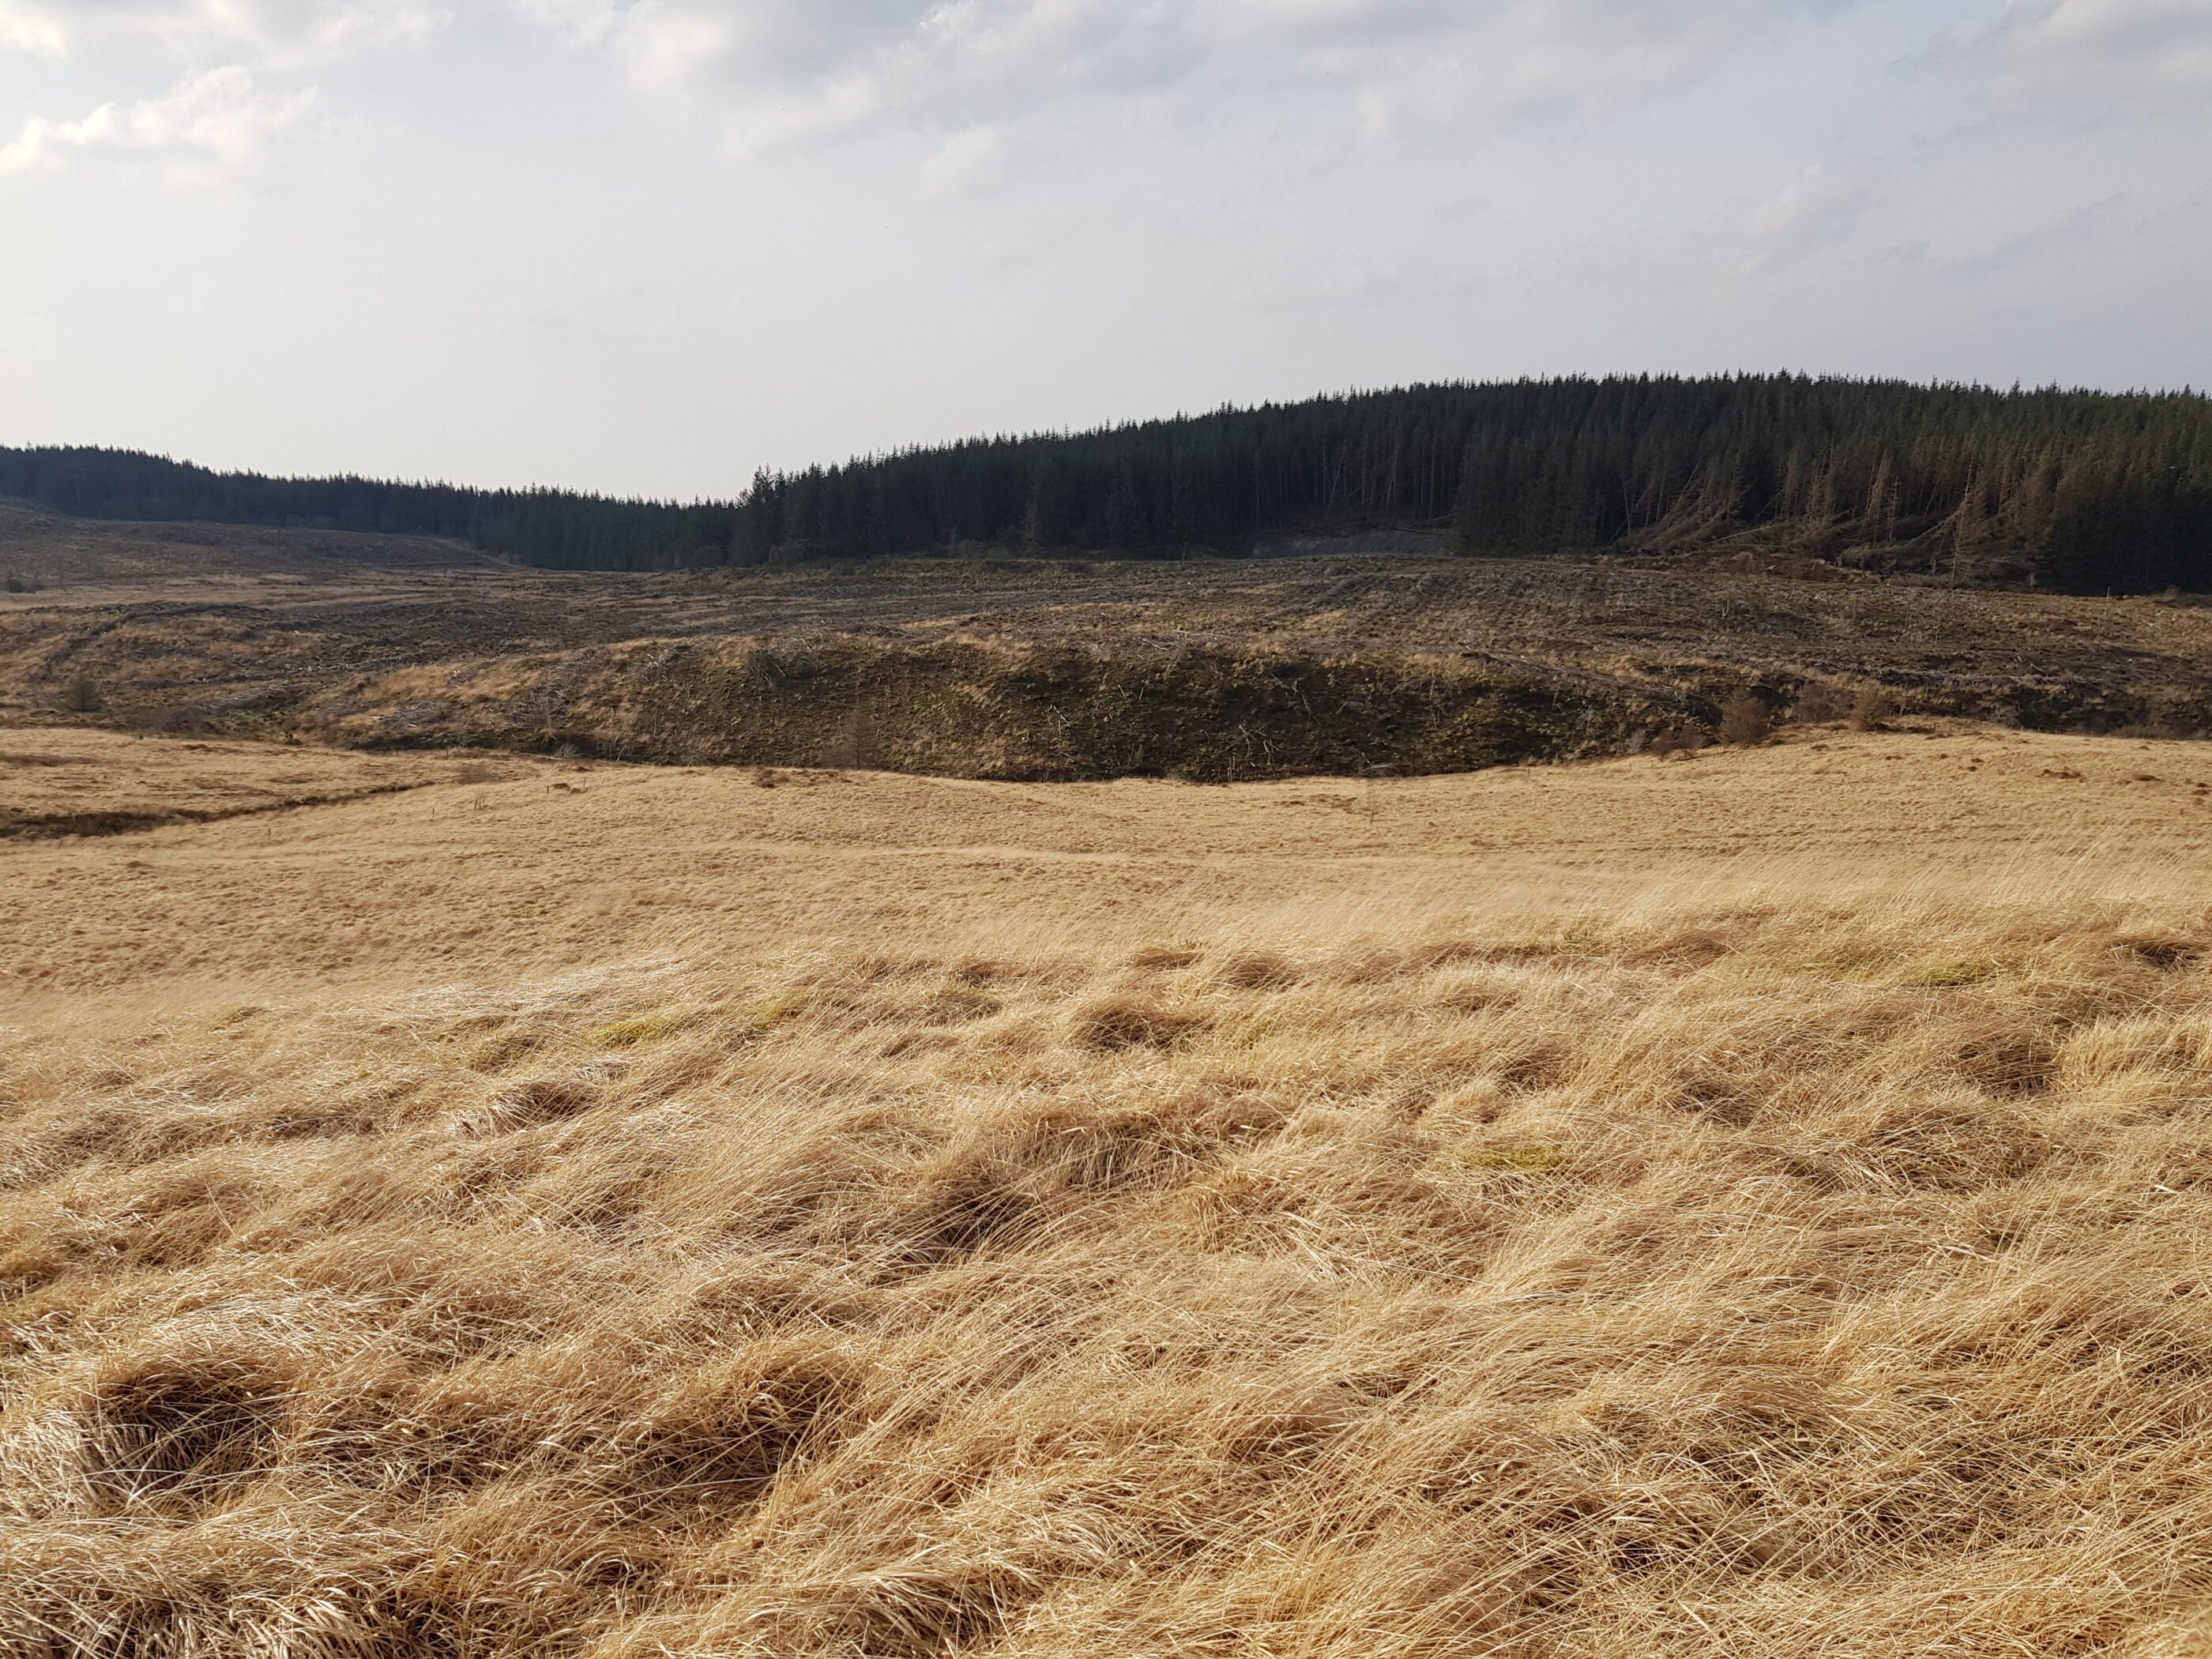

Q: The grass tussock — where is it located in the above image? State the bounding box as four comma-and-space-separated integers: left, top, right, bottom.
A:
10, 732, 2212, 1655
8, 886, 2212, 1657
1069, 996, 1210, 1052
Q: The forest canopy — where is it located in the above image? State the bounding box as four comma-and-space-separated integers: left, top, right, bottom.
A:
6, 375, 2209, 591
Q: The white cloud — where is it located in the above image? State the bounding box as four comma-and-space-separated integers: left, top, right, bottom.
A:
519, 0, 1858, 155
1327, 0, 1853, 142
1938, 0, 2212, 102
1735, 160, 1886, 273
509, 0, 618, 43
32, 0, 446, 68
616, 1, 1209, 155
0, 2, 438, 184
0, 0, 66, 56
1940, 191, 2135, 279
919, 122, 1010, 196
0, 65, 314, 175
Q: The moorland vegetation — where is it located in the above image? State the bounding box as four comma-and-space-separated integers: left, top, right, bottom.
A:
12, 513, 2212, 777
6, 727, 2212, 1656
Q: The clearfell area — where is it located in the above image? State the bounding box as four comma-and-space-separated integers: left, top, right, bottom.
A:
6, 724, 2212, 1657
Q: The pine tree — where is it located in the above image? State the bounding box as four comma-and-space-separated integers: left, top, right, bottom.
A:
6, 377, 2210, 590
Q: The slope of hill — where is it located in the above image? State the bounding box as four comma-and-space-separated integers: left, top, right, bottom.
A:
9, 517, 2212, 777
0, 502, 489, 592
5, 725, 2212, 1656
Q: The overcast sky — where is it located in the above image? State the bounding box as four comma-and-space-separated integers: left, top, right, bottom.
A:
0, 1, 2206, 500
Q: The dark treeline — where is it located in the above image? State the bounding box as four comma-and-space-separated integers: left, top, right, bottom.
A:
0, 446, 746, 574
7, 375, 2211, 590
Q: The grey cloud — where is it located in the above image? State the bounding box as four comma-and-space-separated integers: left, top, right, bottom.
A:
521, 0, 1868, 153
0, 1, 437, 182
13, 0, 446, 66
1941, 191, 2135, 279
1732, 160, 1889, 274
1935, 0, 2212, 102
569, 1, 1209, 151
4, 0, 1869, 163
1318, 0, 1858, 141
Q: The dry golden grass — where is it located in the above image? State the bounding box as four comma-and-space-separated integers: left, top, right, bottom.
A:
0, 730, 529, 839
7, 724, 2212, 1655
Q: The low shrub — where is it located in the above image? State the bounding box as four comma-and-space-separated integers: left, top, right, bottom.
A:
1718, 694, 1772, 747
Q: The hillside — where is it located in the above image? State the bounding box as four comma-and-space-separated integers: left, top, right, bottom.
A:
6, 724, 2212, 1655
9, 374, 2212, 589
0, 502, 487, 590
9, 515, 2212, 778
